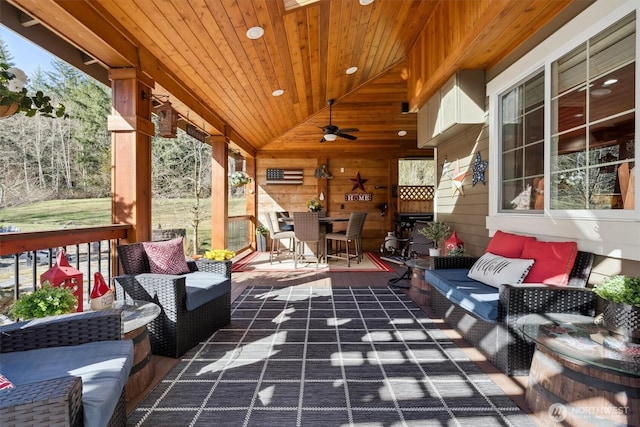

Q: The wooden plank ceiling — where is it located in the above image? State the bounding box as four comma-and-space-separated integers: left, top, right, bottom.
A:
4, 0, 580, 156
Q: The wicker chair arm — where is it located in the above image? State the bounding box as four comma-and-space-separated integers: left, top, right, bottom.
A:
0, 309, 123, 354
187, 260, 198, 272
498, 284, 596, 318
114, 273, 187, 312
0, 376, 83, 427
432, 256, 478, 269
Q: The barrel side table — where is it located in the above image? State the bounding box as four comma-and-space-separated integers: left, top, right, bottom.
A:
405, 258, 433, 307
518, 313, 640, 427
116, 300, 161, 402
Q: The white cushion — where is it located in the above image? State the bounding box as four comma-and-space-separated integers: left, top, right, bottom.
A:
467, 252, 534, 288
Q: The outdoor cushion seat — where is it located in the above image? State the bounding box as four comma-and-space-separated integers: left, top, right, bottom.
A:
2, 340, 133, 427
0, 309, 131, 427
184, 271, 232, 311
425, 268, 498, 322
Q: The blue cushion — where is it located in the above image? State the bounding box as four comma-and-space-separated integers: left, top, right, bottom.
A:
425, 269, 499, 322
185, 271, 231, 311
1, 340, 133, 427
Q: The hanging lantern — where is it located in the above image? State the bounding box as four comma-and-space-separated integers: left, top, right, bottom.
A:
40, 250, 83, 312
445, 231, 464, 255
155, 102, 178, 138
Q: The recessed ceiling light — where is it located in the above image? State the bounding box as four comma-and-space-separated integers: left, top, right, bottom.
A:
397, 130, 407, 137
603, 79, 618, 86
272, 89, 284, 97
359, 0, 374, 5
246, 26, 264, 40
591, 88, 611, 97
346, 66, 358, 75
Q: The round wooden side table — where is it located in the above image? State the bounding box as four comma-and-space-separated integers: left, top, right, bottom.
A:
405, 258, 433, 307
518, 313, 639, 426
116, 300, 161, 402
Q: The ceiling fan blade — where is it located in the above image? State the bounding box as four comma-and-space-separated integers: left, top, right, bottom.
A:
338, 128, 359, 133
338, 132, 357, 141
320, 136, 327, 142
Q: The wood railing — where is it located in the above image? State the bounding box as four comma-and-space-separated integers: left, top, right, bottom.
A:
0, 225, 131, 299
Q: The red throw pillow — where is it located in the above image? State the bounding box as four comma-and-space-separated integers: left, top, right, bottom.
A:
142, 237, 190, 275
485, 230, 536, 258
521, 240, 578, 286
0, 374, 14, 390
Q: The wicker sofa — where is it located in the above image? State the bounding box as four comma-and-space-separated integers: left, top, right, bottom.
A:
0, 309, 133, 427
114, 242, 232, 358
423, 248, 596, 376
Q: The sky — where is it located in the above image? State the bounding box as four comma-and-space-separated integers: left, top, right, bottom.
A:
0, 26, 57, 77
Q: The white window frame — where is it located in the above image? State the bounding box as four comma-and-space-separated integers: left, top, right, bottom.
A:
487, 0, 639, 261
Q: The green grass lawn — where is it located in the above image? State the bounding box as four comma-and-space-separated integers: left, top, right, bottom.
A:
0, 197, 248, 252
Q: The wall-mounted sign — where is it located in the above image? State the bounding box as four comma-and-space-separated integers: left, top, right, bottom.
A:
345, 193, 372, 201
186, 124, 208, 143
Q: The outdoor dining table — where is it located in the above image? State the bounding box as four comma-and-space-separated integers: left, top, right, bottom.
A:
280, 215, 349, 262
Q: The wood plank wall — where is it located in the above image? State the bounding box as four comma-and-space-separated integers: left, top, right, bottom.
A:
256, 156, 429, 252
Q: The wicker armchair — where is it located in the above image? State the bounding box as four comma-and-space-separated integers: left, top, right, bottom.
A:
0, 309, 128, 427
114, 243, 232, 358
427, 251, 596, 376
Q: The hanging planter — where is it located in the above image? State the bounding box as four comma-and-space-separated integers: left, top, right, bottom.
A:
229, 171, 252, 187
1, 63, 66, 119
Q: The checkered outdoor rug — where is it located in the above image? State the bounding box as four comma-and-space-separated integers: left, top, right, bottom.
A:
128, 287, 535, 427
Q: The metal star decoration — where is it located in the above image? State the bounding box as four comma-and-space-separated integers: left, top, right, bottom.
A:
472, 152, 488, 186
349, 172, 368, 192
451, 160, 466, 197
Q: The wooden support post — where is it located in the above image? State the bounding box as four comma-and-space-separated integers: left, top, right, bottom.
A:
211, 135, 228, 249
108, 68, 155, 244
245, 156, 257, 249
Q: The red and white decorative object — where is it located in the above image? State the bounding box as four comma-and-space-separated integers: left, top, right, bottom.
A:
0, 374, 15, 390
90, 272, 114, 310
40, 250, 83, 312
445, 231, 464, 255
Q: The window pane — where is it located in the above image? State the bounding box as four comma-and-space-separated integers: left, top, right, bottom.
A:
524, 107, 544, 143
552, 44, 586, 95
590, 63, 635, 122
589, 14, 635, 79
552, 88, 586, 134
551, 130, 587, 173
550, 169, 587, 209
503, 149, 523, 181
500, 71, 544, 212
589, 165, 625, 209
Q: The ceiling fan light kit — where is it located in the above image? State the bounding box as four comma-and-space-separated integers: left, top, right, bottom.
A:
319, 99, 359, 142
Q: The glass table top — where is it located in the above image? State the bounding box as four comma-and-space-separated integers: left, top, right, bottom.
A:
517, 313, 640, 376
113, 300, 161, 334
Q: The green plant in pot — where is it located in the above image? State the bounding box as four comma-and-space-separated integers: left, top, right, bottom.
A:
255, 225, 268, 252
593, 275, 640, 343
417, 221, 451, 256
8, 284, 78, 320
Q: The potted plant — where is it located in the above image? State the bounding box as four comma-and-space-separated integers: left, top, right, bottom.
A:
229, 171, 252, 187
1, 62, 66, 118
593, 275, 640, 343
307, 199, 323, 212
417, 220, 451, 256
8, 284, 78, 320
256, 225, 269, 252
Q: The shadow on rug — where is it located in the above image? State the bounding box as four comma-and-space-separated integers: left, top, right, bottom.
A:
129, 286, 535, 427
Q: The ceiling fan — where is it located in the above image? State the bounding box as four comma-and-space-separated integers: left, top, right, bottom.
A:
319, 99, 359, 142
